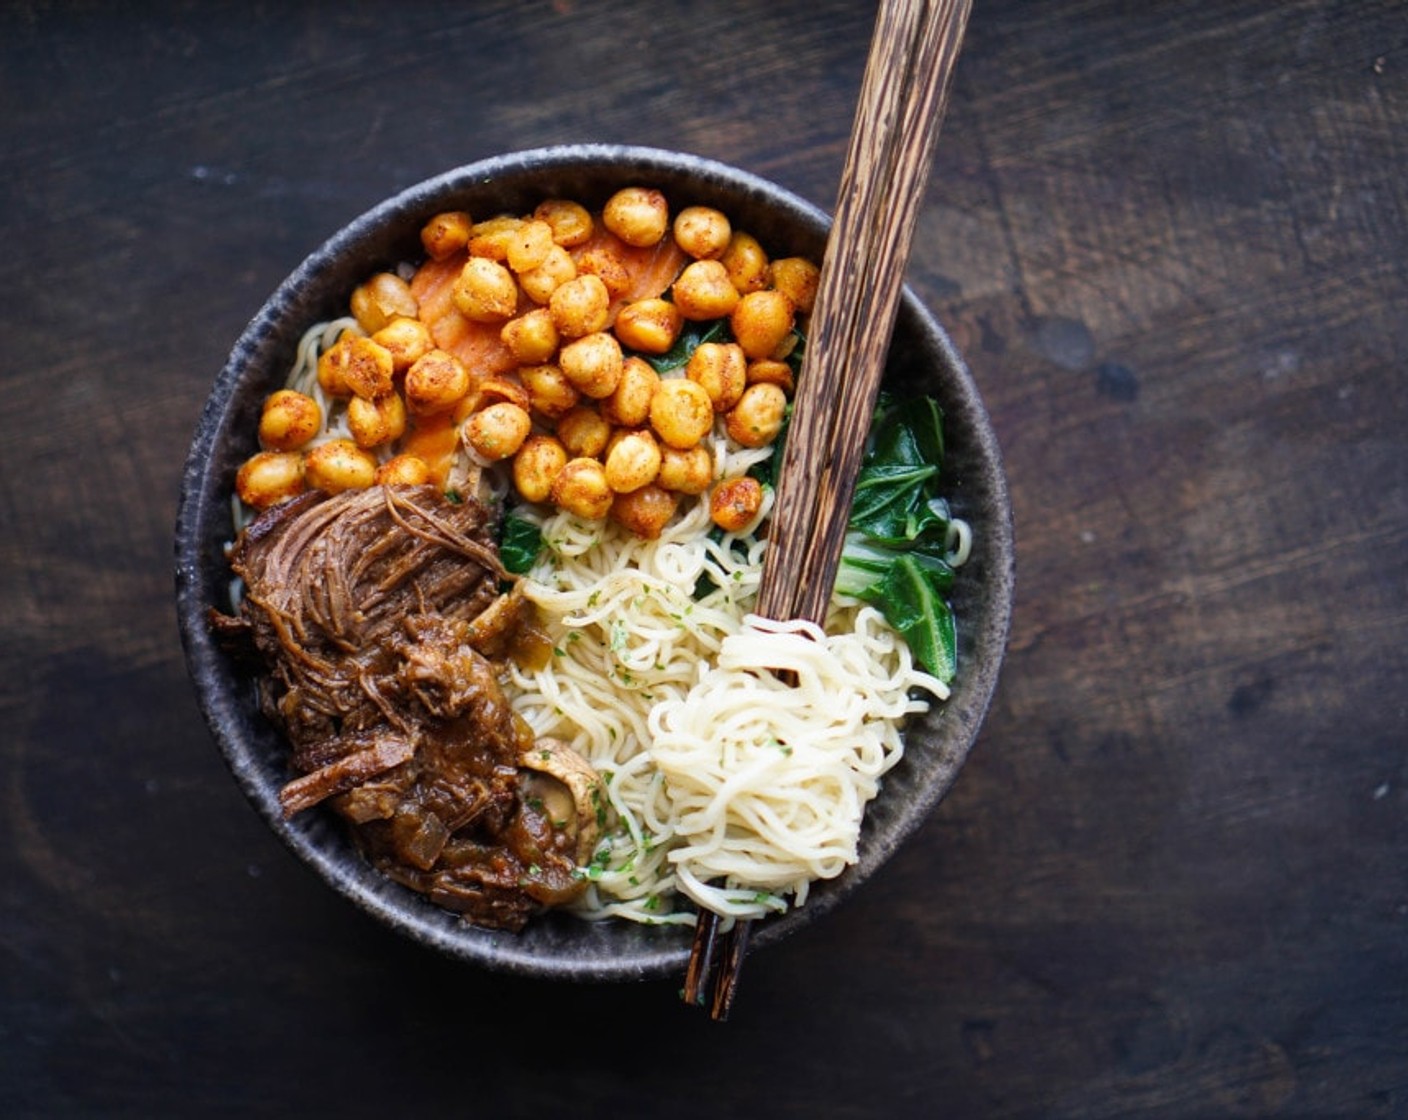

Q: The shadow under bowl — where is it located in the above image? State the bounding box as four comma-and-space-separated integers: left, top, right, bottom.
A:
174, 144, 1014, 982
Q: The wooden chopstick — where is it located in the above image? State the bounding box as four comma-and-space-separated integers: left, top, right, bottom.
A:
684, 0, 972, 1020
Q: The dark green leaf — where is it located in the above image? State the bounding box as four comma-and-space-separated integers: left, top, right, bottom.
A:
849, 465, 935, 542
870, 415, 927, 471
913, 395, 946, 471
500, 514, 543, 574
834, 394, 959, 680
868, 554, 957, 681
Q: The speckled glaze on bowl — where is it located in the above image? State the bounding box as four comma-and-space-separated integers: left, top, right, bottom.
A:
174, 144, 1013, 982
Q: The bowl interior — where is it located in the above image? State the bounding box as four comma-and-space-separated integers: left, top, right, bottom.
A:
175, 144, 1013, 981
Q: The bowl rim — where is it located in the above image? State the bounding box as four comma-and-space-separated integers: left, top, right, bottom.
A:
175, 143, 1014, 981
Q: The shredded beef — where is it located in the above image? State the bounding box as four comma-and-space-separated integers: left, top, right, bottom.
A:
213, 485, 583, 931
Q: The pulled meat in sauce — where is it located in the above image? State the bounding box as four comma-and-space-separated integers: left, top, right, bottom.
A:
211, 484, 600, 932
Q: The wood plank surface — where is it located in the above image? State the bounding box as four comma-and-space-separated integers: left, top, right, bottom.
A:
2, 1, 1404, 1116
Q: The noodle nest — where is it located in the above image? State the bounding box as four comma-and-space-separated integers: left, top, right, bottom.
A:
508, 489, 949, 924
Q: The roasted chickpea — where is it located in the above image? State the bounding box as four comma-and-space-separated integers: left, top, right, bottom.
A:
613, 298, 682, 354
472, 214, 523, 236
710, 476, 764, 532
258, 389, 322, 451
372, 316, 434, 372
554, 405, 611, 459
730, 289, 795, 360
610, 484, 679, 540
453, 256, 519, 322
506, 219, 555, 273
672, 205, 732, 260
500, 308, 560, 365
601, 356, 659, 428
686, 341, 747, 412
374, 453, 432, 487
551, 457, 614, 520
318, 334, 393, 400
558, 331, 623, 399
520, 362, 581, 420
351, 272, 418, 333
315, 335, 354, 398
722, 231, 770, 294
602, 186, 669, 247
725, 382, 788, 448
512, 434, 569, 503
303, 439, 378, 494
603, 429, 662, 493
347, 390, 408, 449
340, 335, 397, 400
533, 199, 594, 248
420, 211, 473, 261
404, 349, 470, 415
517, 243, 577, 304
340, 338, 396, 401
236, 450, 304, 509
746, 358, 795, 394
467, 215, 524, 260
671, 259, 740, 321
576, 247, 632, 300
464, 402, 532, 462
657, 444, 714, 495
649, 377, 715, 450
769, 256, 820, 313
549, 273, 612, 338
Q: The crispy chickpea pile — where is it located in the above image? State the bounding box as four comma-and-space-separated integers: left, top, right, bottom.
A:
236, 188, 821, 540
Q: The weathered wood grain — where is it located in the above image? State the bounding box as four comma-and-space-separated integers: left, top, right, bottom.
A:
2, 0, 1405, 1116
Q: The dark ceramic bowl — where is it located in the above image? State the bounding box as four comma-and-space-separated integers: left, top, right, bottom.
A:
174, 144, 1013, 982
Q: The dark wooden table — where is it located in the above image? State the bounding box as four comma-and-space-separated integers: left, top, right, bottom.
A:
4, 2, 1404, 1115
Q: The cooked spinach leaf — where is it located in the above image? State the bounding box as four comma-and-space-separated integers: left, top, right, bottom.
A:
835, 393, 959, 681
500, 513, 543, 575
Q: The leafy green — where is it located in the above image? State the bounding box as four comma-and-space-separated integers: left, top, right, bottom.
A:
834, 393, 959, 682
833, 534, 954, 597
867, 554, 957, 682
500, 513, 543, 575
848, 394, 947, 543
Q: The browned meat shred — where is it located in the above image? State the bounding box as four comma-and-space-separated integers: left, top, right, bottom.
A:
213, 485, 585, 931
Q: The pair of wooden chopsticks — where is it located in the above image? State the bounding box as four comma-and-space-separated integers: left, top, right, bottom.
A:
682, 0, 972, 1021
